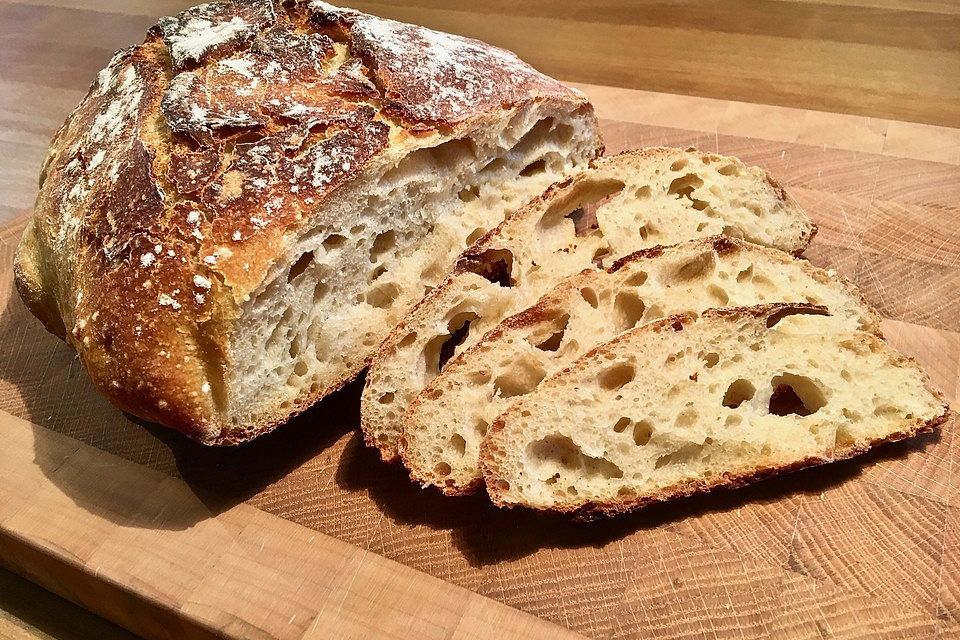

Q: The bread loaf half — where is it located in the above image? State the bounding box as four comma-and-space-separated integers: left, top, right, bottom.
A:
401, 237, 880, 494
13, 0, 601, 443
362, 148, 815, 461
481, 304, 949, 519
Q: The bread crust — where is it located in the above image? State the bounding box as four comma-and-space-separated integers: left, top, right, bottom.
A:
15, 1, 593, 444
480, 304, 950, 520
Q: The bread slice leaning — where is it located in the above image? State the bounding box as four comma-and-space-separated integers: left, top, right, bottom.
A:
481, 304, 949, 520
362, 147, 816, 461
400, 237, 881, 494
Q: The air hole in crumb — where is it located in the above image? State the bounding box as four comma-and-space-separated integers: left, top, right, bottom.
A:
624, 270, 648, 286
667, 173, 704, 198
675, 409, 698, 427
724, 414, 742, 426
474, 418, 489, 436
458, 185, 480, 202
494, 357, 547, 398
655, 442, 704, 469
519, 158, 547, 177
592, 245, 611, 267
708, 284, 729, 306
614, 291, 646, 332
322, 234, 347, 250
736, 265, 753, 282
835, 425, 855, 449
613, 417, 631, 433
722, 379, 756, 408
425, 312, 478, 375
313, 279, 329, 301
701, 351, 720, 368
769, 374, 826, 416
873, 404, 900, 418
398, 332, 418, 349
366, 282, 401, 308
461, 248, 514, 287
670, 158, 688, 172
635, 185, 652, 199
465, 227, 486, 245
633, 419, 653, 446
527, 434, 623, 479
449, 433, 466, 456
294, 361, 308, 376
370, 229, 396, 259
539, 178, 624, 236
599, 362, 635, 391
287, 251, 314, 282
532, 314, 570, 352
434, 462, 452, 477
766, 305, 830, 328
842, 408, 861, 420
840, 369, 852, 382
665, 350, 685, 365
675, 251, 716, 281
580, 287, 599, 308
378, 392, 394, 404
717, 163, 741, 177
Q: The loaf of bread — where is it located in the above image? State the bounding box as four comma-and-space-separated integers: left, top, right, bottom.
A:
13, 0, 601, 443
481, 304, 949, 519
362, 148, 815, 461
401, 237, 881, 494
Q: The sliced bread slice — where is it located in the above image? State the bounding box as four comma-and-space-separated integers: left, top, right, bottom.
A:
362, 148, 816, 461
400, 237, 881, 494
481, 304, 949, 519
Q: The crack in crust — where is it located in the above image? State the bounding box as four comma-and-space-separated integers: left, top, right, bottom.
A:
16, 0, 591, 443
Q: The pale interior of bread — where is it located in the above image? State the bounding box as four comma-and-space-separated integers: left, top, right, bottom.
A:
362, 148, 814, 459
403, 240, 879, 493
482, 309, 944, 513
224, 103, 599, 430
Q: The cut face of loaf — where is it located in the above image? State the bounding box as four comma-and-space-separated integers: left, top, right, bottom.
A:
481, 305, 949, 519
228, 104, 599, 437
13, 0, 601, 443
362, 148, 816, 461
400, 237, 881, 494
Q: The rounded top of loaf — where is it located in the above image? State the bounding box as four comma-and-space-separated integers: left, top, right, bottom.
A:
16, 0, 589, 442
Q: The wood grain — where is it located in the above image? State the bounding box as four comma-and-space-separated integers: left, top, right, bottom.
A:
0, 1, 958, 639
0, 409, 581, 640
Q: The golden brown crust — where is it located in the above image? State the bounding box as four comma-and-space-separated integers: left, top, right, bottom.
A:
15, 0, 591, 444
480, 303, 950, 519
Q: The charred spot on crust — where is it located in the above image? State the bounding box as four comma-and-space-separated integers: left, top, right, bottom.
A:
709, 235, 740, 255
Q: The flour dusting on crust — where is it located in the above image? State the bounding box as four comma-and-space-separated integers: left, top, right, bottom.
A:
158, 0, 276, 68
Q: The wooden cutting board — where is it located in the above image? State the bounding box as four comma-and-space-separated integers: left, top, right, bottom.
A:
1, 76, 959, 640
